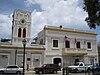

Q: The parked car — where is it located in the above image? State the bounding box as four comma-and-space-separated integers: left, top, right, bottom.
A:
34, 64, 61, 74
91, 63, 100, 71
68, 62, 91, 72
0, 65, 23, 74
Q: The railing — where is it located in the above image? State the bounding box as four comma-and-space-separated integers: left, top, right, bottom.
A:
62, 48, 87, 54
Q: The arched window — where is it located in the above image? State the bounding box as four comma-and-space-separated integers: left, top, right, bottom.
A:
23, 28, 26, 38
18, 28, 21, 37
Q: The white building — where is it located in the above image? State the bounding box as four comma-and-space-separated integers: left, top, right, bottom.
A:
0, 10, 45, 69
0, 10, 98, 69
37, 25, 98, 67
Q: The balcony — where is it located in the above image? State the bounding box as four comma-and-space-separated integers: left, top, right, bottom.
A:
62, 48, 87, 55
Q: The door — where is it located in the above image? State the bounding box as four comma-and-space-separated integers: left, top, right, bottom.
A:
74, 59, 80, 65
0, 55, 8, 67
53, 58, 61, 66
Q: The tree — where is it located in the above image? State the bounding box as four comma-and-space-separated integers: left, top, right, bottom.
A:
83, 0, 100, 29
1, 38, 11, 42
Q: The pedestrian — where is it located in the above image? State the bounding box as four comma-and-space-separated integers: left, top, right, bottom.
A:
59, 63, 61, 67
27, 64, 29, 71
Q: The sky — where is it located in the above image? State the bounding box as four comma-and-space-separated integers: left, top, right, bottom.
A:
0, 0, 100, 42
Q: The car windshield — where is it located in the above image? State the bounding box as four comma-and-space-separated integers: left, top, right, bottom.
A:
75, 63, 79, 66
93, 63, 99, 66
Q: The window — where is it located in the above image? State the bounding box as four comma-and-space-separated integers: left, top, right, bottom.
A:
23, 28, 26, 38
65, 41, 70, 48
53, 40, 58, 48
7, 66, 18, 68
87, 42, 91, 49
27, 58, 31, 61
79, 63, 83, 66
18, 28, 21, 37
40, 39, 44, 44
76, 42, 80, 48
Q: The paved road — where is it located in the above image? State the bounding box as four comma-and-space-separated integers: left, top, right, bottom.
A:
28, 71, 90, 75
0, 71, 92, 75
33, 72, 92, 75
0, 73, 91, 75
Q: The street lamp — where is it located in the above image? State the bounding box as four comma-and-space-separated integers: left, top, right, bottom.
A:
22, 39, 27, 75
15, 47, 17, 65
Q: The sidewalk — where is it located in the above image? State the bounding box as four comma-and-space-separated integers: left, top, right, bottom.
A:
25, 70, 62, 75
25, 70, 35, 75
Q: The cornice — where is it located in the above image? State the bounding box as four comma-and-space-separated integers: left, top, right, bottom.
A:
0, 45, 45, 50
44, 26, 97, 35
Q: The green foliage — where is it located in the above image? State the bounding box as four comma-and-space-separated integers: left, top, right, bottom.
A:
83, 0, 100, 29
1, 38, 11, 42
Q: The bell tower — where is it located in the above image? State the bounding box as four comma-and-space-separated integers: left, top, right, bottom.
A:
12, 9, 31, 46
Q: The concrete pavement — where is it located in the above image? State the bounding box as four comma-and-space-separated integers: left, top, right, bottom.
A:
25, 70, 92, 75
25, 71, 34, 75
25, 71, 62, 75
0, 71, 91, 75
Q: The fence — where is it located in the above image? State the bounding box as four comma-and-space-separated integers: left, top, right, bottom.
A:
62, 67, 100, 75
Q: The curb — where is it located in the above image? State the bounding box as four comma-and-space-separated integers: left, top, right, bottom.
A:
25, 71, 35, 74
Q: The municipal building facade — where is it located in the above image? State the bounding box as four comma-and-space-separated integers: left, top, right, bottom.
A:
0, 10, 98, 69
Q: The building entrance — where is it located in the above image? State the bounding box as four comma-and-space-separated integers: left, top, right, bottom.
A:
73, 56, 84, 65
74, 58, 80, 65
53, 58, 61, 66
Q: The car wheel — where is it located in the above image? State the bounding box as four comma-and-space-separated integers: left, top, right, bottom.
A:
87, 68, 91, 72
16, 71, 21, 74
53, 70, 57, 74
35, 71, 38, 74
95, 68, 99, 71
74, 69, 78, 72
0, 71, 4, 74
39, 71, 42, 74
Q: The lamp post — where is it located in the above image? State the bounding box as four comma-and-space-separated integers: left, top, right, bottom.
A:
15, 47, 17, 65
22, 39, 27, 75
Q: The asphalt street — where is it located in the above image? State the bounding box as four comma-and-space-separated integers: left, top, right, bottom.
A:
0, 71, 92, 75
25, 71, 91, 75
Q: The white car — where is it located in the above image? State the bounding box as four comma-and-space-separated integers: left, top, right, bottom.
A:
68, 62, 91, 72
0, 65, 23, 74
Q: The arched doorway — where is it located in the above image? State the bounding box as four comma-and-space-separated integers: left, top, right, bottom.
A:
74, 58, 80, 65
53, 58, 61, 66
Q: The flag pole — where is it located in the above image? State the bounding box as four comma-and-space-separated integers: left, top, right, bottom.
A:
74, 38, 76, 48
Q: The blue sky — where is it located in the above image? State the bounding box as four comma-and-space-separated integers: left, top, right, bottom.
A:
0, 0, 100, 42
0, 0, 41, 14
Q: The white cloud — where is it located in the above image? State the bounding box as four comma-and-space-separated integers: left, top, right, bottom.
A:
97, 35, 100, 42
24, 0, 36, 7
0, 14, 12, 39
28, 0, 90, 37
0, 0, 99, 42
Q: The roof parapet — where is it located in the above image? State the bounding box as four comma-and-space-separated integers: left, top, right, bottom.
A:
44, 25, 97, 35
